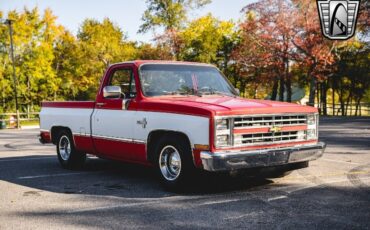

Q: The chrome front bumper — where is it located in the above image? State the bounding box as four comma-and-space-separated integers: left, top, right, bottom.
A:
201, 142, 326, 172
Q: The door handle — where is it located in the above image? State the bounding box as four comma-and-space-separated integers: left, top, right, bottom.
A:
96, 102, 106, 107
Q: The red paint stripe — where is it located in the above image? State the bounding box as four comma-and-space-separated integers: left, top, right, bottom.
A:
73, 134, 151, 166
73, 135, 95, 154
192, 149, 204, 168
233, 125, 307, 134
281, 125, 307, 132
234, 127, 269, 134
92, 137, 147, 163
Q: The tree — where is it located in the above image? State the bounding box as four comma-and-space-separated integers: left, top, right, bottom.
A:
138, 0, 211, 33
291, 0, 335, 107
332, 41, 370, 116
178, 14, 235, 63
139, 0, 211, 58
136, 43, 172, 60
0, 8, 63, 112
231, 11, 274, 98
77, 18, 137, 99
53, 30, 81, 100
236, 0, 298, 101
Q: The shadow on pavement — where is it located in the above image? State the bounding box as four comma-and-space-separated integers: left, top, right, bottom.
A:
319, 117, 370, 152
0, 155, 275, 199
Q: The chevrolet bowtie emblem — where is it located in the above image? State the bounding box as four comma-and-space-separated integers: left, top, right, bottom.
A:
270, 126, 282, 133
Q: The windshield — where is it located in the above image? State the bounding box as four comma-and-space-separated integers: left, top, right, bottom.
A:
139, 64, 237, 97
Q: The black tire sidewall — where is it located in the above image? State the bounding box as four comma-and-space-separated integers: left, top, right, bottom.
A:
56, 130, 85, 169
154, 135, 194, 189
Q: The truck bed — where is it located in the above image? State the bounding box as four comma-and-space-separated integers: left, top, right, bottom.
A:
40, 101, 96, 147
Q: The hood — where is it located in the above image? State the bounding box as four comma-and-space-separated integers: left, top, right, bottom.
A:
138, 95, 317, 117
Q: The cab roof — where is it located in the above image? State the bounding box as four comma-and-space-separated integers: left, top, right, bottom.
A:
110, 60, 214, 68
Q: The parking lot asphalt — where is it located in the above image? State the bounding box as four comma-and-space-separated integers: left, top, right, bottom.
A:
0, 117, 369, 229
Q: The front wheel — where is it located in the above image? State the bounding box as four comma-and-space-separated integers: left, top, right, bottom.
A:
155, 135, 195, 190
57, 131, 86, 169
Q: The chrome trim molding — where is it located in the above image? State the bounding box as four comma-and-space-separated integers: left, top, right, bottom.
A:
201, 142, 326, 171
91, 134, 146, 144
72, 133, 88, 137
72, 133, 146, 144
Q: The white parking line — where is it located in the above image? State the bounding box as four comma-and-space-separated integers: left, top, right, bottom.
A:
224, 211, 263, 220
18, 172, 91, 179
199, 198, 241, 206
267, 195, 287, 201
322, 158, 361, 165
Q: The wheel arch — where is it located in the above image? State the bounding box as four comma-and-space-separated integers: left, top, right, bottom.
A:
50, 126, 74, 145
146, 130, 193, 164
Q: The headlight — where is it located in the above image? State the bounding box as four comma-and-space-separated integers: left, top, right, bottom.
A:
215, 118, 232, 147
306, 129, 317, 140
307, 114, 316, 126
216, 119, 229, 130
216, 135, 230, 147
306, 113, 318, 140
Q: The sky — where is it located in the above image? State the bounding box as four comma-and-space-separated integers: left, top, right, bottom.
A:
1, 0, 256, 43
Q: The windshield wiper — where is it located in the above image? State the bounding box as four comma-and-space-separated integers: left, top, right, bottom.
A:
197, 88, 234, 97
163, 90, 196, 96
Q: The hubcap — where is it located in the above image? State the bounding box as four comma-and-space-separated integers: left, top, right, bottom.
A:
159, 145, 182, 181
59, 135, 71, 161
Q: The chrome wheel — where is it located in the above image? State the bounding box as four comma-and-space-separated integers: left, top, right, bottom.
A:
159, 145, 182, 181
59, 135, 71, 161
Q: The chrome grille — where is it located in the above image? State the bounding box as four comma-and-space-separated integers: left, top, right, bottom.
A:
234, 114, 307, 128
232, 114, 308, 147
236, 131, 303, 145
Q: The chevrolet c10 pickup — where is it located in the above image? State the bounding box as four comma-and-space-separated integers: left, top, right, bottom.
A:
39, 60, 326, 189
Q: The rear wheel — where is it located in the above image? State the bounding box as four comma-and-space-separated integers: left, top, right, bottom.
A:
57, 130, 86, 169
155, 135, 195, 190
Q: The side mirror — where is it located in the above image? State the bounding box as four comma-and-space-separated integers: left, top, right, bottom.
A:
235, 88, 240, 96
103, 86, 121, 98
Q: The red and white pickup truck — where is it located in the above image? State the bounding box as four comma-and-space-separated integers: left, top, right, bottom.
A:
39, 60, 325, 188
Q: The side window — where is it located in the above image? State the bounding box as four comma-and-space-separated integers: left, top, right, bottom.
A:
109, 68, 136, 98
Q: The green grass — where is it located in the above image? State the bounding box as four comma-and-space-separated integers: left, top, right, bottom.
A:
20, 120, 40, 126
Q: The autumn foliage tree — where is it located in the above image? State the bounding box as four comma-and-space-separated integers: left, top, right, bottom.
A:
291, 0, 335, 107
234, 0, 299, 101
233, 0, 338, 106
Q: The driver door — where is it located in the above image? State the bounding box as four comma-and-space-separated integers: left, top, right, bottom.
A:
91, 65, 137, 160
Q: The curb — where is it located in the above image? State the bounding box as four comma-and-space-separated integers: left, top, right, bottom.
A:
21, 125, 40, 130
